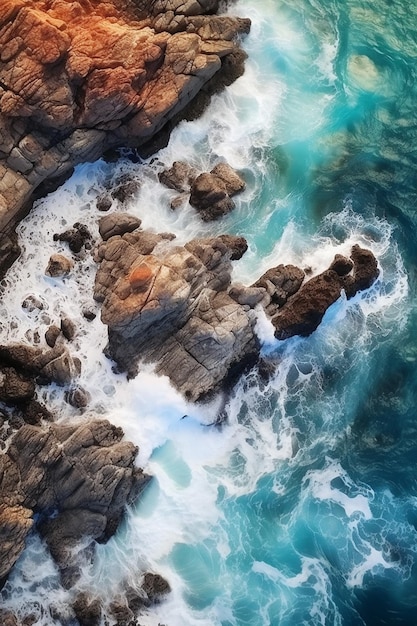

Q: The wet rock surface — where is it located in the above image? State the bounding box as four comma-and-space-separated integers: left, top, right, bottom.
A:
95, 228, 258, 401
0, 419, 149, 588
0, 0, 250, 240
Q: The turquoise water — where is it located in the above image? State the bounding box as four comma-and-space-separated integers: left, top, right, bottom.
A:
2, 1, 417, 624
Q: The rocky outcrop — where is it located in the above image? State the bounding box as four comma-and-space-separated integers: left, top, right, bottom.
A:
0, 419, 149, 587
0, 342, 81, 385
272, 245, 380, 339
94, 228, 379, 400
0, 0, 250, 248
94, 228, 258, 400
159, 160, 246, 219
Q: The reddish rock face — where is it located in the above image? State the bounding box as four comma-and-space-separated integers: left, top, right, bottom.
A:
0, 0, 250, 234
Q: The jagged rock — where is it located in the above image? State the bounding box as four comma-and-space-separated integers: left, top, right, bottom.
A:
329, 254, 354, 276
271, 246, 379, 339
142, 573, 171, 604
159, 161, 198, 192
210, 162, 246, 196
96, 231, 258, 400
0, 367, 35, 403
0, 343, 80, 385
53, 222, 92, 253
72, 593, 102, 626
45, 254, 73, 277
0, 1, 250, 238
21, 295, 44, 311
45, 324, 61, 348
0, 419, 150, 586
99, 213, 142, 241
111, 176, 140, 204
109, 599, 135, 626
253, 264, 305, 310
189, 163, 245, 220
229, 283, 266, 307
0, 609, 18, 626
343, 244, 380, 297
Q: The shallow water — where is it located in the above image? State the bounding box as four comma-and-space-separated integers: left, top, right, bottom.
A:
2, 0, 417, 624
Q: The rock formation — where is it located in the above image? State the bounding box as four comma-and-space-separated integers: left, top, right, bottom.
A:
0, 419, 149, 588
0, 0, 251, 272
94, 226, 258, 401
272, 245, 380, 339
94, 214, 380, 401
159, 160, 246, 219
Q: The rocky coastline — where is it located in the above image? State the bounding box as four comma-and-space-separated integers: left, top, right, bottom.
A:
0, 2, 381, 625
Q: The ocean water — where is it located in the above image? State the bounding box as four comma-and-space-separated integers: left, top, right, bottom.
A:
2, 0, 417, 624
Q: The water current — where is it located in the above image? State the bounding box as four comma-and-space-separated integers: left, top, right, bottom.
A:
2, 0, 417, 624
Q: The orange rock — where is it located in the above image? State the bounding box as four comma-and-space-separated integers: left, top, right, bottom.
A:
129, 263, 153, 291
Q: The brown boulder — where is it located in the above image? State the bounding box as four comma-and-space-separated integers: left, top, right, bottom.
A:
271, 246, 379, 340
189, 164, 245, 220
159, 161, 198, 192
45, 254, 73, 277
99, 213, 142, 241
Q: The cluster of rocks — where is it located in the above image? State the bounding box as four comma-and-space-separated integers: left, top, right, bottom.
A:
93, 212, 380, 401
0, 0, 251, 273
159, 160, 246, 219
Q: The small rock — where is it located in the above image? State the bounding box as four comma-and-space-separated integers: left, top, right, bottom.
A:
72, 593, 102, 626
111, 176, 140, 204
96, 194, 113, 212
45, 325, 61, 348
21, 295, 44, 312
45, 254, 73, 277
53, 223, 92, 253
82, 309, 96, 321
142, 573, 171, 604
65, 386, 91, 409
61, 317, 76, 341
210, 162, 245, 196
170, 194, 188, 210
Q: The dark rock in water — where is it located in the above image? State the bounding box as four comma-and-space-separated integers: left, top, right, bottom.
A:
72, 593, 102, 626
61, 317, 76, 342
170, 193, 189, 210
21, 295, 44, 312
0, 367, 35, 404
271, 246, 379, 340
272, 269, 343, 340
0, 343, 80, 385
111, 176, 140, 204
65, 386, 91, 409
343, 244, 380, 297
22, 399, 54, 426
108, 599, 135, 626
40, 508, 107, 588
159, 161, 198, 193
96, 194, 113, 212
210, 162, 246, 196
0, 419, 149, 586
82, 309, 97, 322
96, 231, 258, 401
142, 572, 171, 605
45, 325, 61, 348
53, 223, 92, 253
99, 213, 142, 241
217, 234, 248, 260
189, 167, 244, 221
45, 254, 73, 278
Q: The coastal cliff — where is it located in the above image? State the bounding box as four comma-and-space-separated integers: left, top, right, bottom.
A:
0, 0, 250, 267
